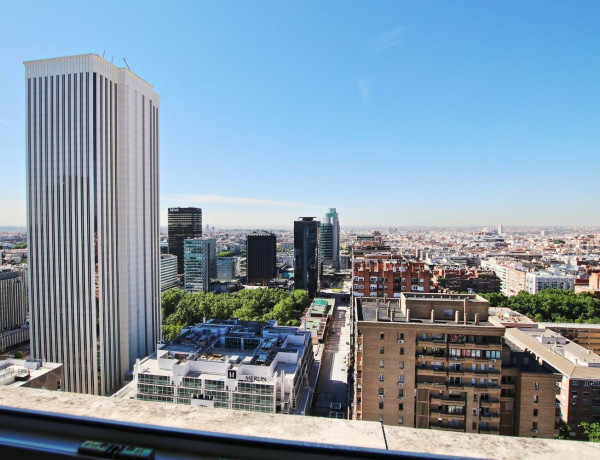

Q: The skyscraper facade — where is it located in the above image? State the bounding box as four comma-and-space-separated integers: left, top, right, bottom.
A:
0, 268, 28, 351
320, 208, 340, 269
184, 238, 215, 292
25, 54, 160, 395
168, 207, 202, 274
294, 218, 321, 298
246, 230, 276, 286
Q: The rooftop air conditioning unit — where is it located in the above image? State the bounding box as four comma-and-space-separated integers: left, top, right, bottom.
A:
532, 429, 538, 434
491, 359, 496, 363
379, 394, 384, 399
398, 339, 404, 344
398, 383, 404, 387
418, 355, 424, 359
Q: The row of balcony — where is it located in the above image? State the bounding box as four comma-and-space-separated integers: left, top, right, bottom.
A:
418, 381, 500, 390
417, 339, 502, 349
417, 367, 500, 376
417, 354, 501, 363
429, 409, 499, 420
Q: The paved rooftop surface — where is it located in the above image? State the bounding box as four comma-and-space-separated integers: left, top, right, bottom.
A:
1, 386, 600, 458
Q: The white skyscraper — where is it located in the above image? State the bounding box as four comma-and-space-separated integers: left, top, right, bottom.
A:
25, 54, 160, 395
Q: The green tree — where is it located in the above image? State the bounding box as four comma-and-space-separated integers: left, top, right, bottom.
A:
14, 350, 24, 359
580, 422, 600, 442
479, 292, 508, 307
161, 288, 185, 321
217, 250, 233, 257
554, 420, 571, 440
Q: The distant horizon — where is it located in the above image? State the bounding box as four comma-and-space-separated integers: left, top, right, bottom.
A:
2, 224, 599, 233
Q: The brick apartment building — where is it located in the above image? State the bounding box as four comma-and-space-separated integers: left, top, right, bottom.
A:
433, 269, 501, 294
353, 293, 560, 438
352, 256, 431, 299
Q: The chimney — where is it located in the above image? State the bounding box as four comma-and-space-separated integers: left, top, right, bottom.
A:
431, 309, 435, 322
376, 308, 380, 321
474, 313, 480, 325
387, 305, 391, 318
391, 310, 396, 322
455, 310, 460, 324
463, 299, 468, 325
406, 308, 411, 322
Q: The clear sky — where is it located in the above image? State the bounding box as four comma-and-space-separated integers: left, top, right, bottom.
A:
1, 1, 599, 228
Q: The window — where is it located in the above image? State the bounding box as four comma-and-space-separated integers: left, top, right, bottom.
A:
585, 381, 592, 387
379, 374, 384, 381
399, 347, 404, 355
398, 333, 404, 341
398, 389, 404, 398
473, 409, 477, 416
380, 332, 385, 340
380, 360, 384, 368
533, 409, 538, 417
534, 382, 539, 390
379, 387, 384, 396
398, 417, 403, 425
398, 375, 404, 384
379, 402, 384, 410
533, 395, 538, 403
473, 394, 478, 402
380, 346, 385, 354
399, 361, 404, 369
572, 381, 579, 386
398, 403, 403, 411
472, 422, 477, 430
379, 415, 383, 422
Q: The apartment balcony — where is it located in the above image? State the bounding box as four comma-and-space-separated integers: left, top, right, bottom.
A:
448, 370, 464, 378
417, 366, 446, 376
501, 382, 516, 390
447, 382, 464, 390
479, 412, 499, 420
479, 398, 500, 408
417, 353, 447, 362
429, 422, 465, 432
430, 409, 465, 420
418, 381, 447, 390
417, 338, 447, 346
473, 383, 500, 390
479, 426, 500, 434
431, 395, 466, 405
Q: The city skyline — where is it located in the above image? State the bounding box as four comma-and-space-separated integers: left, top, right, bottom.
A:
1, 2, 600, 227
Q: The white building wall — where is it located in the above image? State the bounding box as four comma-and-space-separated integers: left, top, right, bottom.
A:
25, 54, 160, 395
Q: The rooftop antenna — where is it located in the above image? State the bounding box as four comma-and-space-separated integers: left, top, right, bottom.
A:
102, 49, 105, 58
122, 57, 131, 71
111, 56, 114, 64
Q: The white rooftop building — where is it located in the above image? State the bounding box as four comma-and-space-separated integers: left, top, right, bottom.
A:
134, 320, 315, 415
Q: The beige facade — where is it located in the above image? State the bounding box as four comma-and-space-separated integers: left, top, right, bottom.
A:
506, 268, 527, 297
354, 294, 559, 438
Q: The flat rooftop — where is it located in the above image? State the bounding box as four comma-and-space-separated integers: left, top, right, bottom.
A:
143, 320, 310, 373
504, 328, 600, 379
0, 386, 598, 459
357, 300, 496, 328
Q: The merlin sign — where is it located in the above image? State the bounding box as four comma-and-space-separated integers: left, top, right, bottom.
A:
244, 376, 268, 382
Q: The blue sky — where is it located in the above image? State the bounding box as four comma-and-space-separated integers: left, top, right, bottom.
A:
1, 1, 599, 228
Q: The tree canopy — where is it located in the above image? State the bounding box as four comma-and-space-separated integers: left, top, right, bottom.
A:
160, 288, 310, 341
217, 250, 233, 257
480, 290, 600, 323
